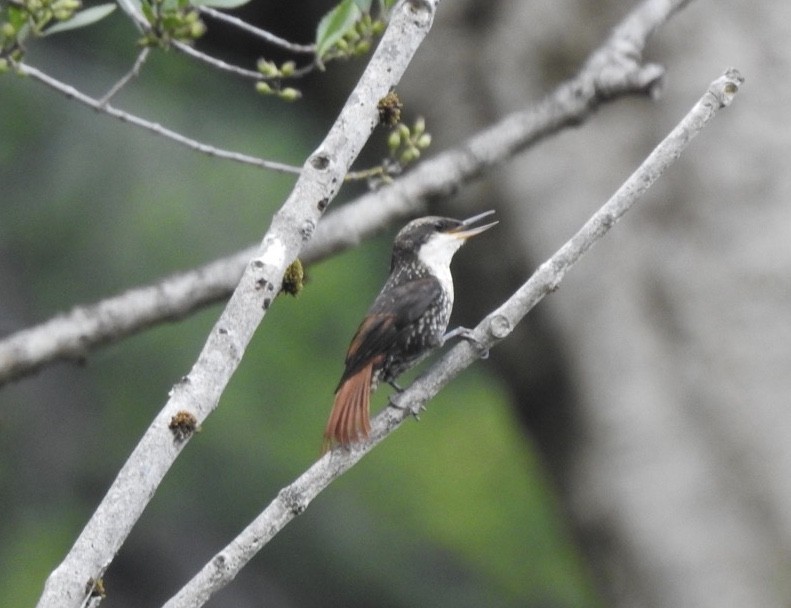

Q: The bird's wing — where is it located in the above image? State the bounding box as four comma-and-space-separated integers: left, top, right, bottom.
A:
338, 276, 442, 386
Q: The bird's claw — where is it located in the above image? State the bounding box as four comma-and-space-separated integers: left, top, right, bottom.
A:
409, 404, 427, 421
388, 394, 426, 420
442, 326, 490, 359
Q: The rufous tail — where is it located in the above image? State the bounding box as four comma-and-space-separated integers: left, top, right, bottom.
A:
322, 363, 373, 452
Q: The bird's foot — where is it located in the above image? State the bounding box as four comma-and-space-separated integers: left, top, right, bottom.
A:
442, 326, 489, 359
388, 392, 425, 421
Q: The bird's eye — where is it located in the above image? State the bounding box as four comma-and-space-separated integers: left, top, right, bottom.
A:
434, 220, 445, 230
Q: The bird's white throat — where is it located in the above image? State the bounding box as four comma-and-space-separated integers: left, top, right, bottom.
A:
417, 232, 465, 301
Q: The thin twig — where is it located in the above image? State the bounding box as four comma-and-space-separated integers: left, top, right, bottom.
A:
14, 62, 303, 175
162, 68, 743, 608
98, 47, 150, 106
171, 41, 316, 81
171, 41, 262, 80
198, 5, 316, 54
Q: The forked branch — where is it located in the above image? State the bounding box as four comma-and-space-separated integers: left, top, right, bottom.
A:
35, 1, 442, 606
162, 68, 743, 608
2, 0, 696, 387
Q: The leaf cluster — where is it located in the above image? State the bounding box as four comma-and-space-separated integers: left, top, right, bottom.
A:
254, 59, 302, 101
138, 0, 205, 47
0, 0, 115, 65
315, 0, 395, 66
387, 115, 431, 165
347, 110, 432, 188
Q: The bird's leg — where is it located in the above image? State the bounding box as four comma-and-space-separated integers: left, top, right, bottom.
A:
441, 326, 489, 359
387, 379, 405, 392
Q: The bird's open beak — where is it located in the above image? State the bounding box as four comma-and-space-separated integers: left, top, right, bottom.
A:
448, 210, 498, 240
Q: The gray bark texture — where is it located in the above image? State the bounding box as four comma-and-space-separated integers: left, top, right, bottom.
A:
401, 1, 791, 606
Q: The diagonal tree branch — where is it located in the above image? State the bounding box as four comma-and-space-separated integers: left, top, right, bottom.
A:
35, 1, 441, 606
162, 68, 743, 608
0, 0, 694, 388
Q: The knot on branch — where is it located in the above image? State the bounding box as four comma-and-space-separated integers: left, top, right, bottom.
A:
593, 61, 665, 100
405, 0, 434, 21
584, 29, 666, 101
709, 68, 744, 108
212, 552, 230, 573
488, 315, 512, 340
309, 153, 330, 171
278, 486, 308, 516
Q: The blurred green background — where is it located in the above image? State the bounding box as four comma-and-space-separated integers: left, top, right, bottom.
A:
0, 2, 598, 606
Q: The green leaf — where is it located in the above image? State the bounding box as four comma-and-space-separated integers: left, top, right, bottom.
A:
189, 0, 253, 8
7, 5, 29, 30
315, 0, 361, 60
115, 0, 148, 28
42, 4, 117, 35
139, 0, 155, 25
353, 0, 372, 12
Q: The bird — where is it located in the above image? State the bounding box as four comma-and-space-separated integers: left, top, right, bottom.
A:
323, 210, 497, 451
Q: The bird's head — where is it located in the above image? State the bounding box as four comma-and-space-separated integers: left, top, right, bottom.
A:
391, 210, 498, 272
